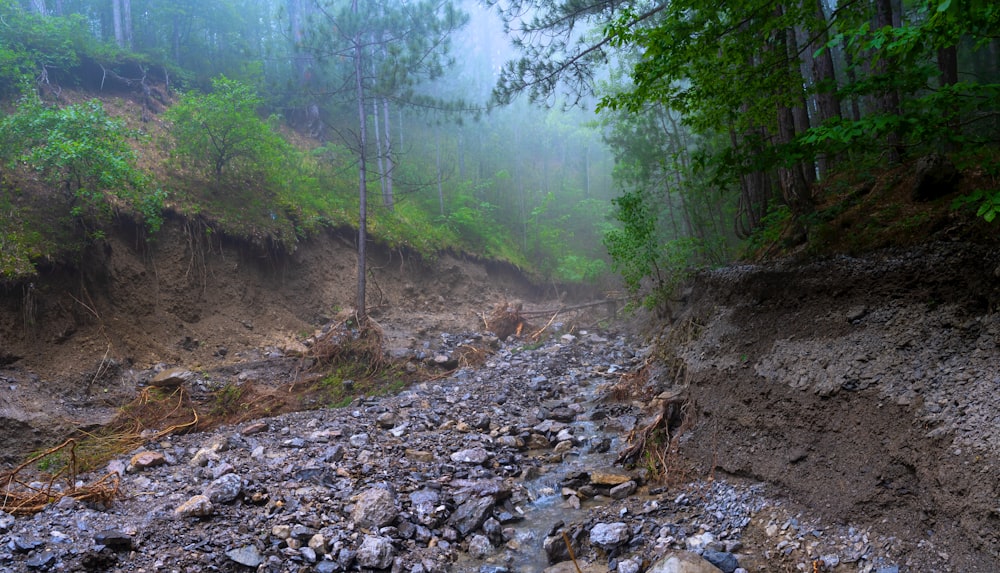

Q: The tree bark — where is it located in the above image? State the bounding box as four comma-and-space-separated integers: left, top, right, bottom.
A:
112, 0, 124, 48
875, 0, 903, 163
353, 28, 369, 323
122, 0, 133, 49
381, 97, 394, 210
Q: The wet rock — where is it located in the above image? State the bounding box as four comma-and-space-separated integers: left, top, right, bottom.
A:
356, 535, 394, 569
610, 480, 637, 499
449, 496, 495, 538
351, 487, 398, 529
174, 495, 214, 518
226, 545, 263, 568
590, 522, 630, 549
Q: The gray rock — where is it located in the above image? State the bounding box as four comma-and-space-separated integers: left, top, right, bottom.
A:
449, 496, 495, 538
150, 367, 195, 388
349, 433, 370, 447
226, 545, 263, 567
647, 551, 723, 573
702, 550, 739, 573
590, 522, 630, 549
94, 530, 133, 551
356, 535, 394, 569
618, 557, 641, 573
468, 534, 493, 558
25, 549, 55, 569
205, 472, 242, 503
609, 480, 637, 500
0, 511, 13, 532
352, 487, 398, 529
450, 447, 490, 464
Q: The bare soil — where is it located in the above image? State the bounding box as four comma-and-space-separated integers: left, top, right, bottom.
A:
0, 217, 549, 466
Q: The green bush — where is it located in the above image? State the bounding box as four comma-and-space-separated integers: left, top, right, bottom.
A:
0, 90, 160, 235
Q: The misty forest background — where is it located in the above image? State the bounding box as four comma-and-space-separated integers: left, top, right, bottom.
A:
1, 0, 998, 315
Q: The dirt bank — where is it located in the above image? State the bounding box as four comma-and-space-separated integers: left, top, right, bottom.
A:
0, 217, 545, 466
664, 242, 1000, 571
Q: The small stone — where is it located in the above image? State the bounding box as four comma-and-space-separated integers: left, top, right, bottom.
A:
174, 494, 214, 518
205, 473, 242, 503
468, 534, 493, 558
226, 545, 263, 567
241, 421, 268, 435
590, 522, 630, 549
356, 535, 395, 569
449, 496, 495, 538
377, 412, 396, 428
128, 451, 166, 472
702, 550, 739, 573
450, 447, 490, 465
351, 487, 398, 529
150, 367, 195, 388
25, 549, 55, 569
349, 433, 370, 447
647, 551, 723, 573
405, 449, 434, 463
0, 511, 13, 532
618, 557, 641, 573
94, 530, 133, 551
309, 533, 328, 555
609, 480, 636, 499
189, 448, 220, 467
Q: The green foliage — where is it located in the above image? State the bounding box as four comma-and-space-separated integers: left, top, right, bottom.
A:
166, 76, 291, 184
745, 204, 793, 253
0, 90, 160, 235
554, 255, 608, 284
953, 189, 1000, 223
604, 189, 701, 315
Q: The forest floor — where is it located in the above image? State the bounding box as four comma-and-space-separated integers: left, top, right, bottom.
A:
0, 220, 999, 572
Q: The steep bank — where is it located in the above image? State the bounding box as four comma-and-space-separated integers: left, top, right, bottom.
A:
664, 242, 1000, 571
0, 217, 544, 466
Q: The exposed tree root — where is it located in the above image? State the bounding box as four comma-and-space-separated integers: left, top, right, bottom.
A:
616, 390, 693, 484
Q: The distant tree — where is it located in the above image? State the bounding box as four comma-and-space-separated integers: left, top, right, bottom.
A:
302, 0, 467, 321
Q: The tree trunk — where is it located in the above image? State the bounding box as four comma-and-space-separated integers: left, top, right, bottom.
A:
773, 17, 812, 214
353, 32, 369, 323
809, 0, 841, 176
122, 0, 133, 49
381, 97, 394, 210
875, 0, 903, 163
29, 0, 46, 14
112, 0, 124, 48
436, 133, 445, 216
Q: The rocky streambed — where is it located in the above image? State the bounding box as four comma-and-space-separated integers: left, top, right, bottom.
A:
1, 329, 911, 573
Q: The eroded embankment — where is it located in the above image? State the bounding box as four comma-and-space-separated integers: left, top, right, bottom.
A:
664, 242, 1000, 571
0, 217, 543, 467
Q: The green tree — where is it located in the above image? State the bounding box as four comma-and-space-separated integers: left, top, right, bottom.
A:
165, 76, 291, 187
301, 0, 468, 321
0, 89, 160, 234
